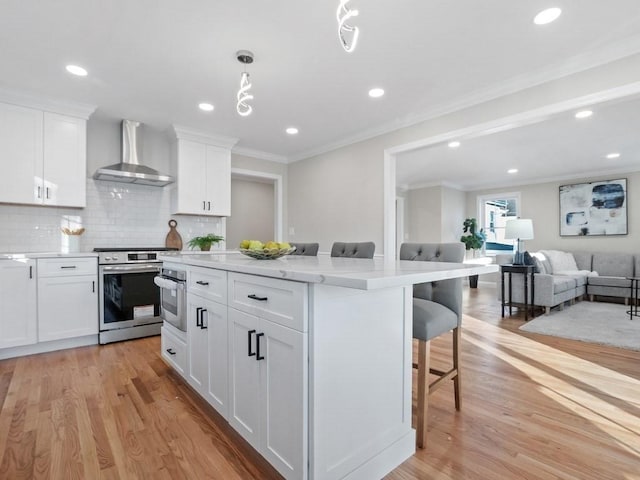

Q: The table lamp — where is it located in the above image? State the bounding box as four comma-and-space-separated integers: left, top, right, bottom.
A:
504, 219, 534, 265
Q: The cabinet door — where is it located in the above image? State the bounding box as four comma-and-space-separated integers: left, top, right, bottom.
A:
227, 308, 260, 448
0, 259, 37, 348
175, 140, 208, 214
205, 145, 231, 216
0, 103, 43, 205
259, 319, 307, 479
187, 295, 209, 394
37, 274, 98, 342
43, 113, 87, 207
205, 299, 228, 417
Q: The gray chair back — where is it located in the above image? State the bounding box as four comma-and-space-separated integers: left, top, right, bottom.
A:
399, 242, 464, 324
289, 242, 319, 256
330, 241, 375, 259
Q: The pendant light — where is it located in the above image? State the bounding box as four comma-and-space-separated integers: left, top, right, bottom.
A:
337, 0, 359, 53
236, 50, 254, 117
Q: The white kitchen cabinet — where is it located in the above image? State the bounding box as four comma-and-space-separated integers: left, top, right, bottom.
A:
171, 127, 236, 216
161, 325, 187, 375
37, 258, 98, 342
228, 308, 307, 480
187, 293, 229, 417
0, 259, 37, 349
0, 102, 88, 207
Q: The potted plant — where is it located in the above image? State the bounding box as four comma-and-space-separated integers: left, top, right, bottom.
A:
460, 218, 486, 288
187, 234, 224, 251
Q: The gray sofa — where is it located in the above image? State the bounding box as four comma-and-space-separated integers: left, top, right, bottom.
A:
499, 250, 636, 314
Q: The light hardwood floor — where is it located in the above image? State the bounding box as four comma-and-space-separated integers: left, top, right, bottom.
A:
1, 287, 639, 479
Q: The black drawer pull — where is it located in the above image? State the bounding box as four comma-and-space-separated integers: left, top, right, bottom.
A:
166, 348, 176, 355
60, 266, 77, 269
256, 333, 265, 361
196, 280, 210, 286
248, 329, 256, 357
248, 294, 268, 302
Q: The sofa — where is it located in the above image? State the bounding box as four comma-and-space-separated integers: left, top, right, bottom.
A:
498, 250, 636, 314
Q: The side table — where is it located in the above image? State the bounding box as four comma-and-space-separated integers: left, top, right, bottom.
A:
501, 264, 535, 321
627, 277, 640, 320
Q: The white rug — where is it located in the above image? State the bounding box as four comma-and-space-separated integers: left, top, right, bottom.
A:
519, 301, 640, 351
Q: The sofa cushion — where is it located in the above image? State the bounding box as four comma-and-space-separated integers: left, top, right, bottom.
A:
587, 276, 632, 288
553, 275, 577, 294
592, 253, 634, 277
556, 272, 588, 288
531, 252, 553, 274
572, 252, 593, 271
542, 250, 579, 272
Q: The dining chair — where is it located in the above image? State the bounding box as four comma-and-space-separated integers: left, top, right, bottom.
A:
399, 242, 464, 448
330, 241, 375, 258
289, 242, 319, 256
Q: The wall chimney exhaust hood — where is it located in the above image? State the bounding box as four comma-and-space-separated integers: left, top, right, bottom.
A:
93, 120, 174, 186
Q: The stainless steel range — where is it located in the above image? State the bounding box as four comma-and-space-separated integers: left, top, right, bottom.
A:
95, 247, 177, 344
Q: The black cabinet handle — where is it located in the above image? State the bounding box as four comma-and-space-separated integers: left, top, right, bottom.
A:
196, 307, 202, 327
37, 185, 41, 199
256, 333, 265, 360
196, 280, 209, 286
46, 187, 50, 199
248, 329, 256, 357
92, 281, 95, 293
202, 201, 206, 210
60, 266, 77, 269
29, 266, 33, 279
200, 309, 208, 329
166, 348, 176, 355
248, 294, 268, 302
207, 201, 211, 211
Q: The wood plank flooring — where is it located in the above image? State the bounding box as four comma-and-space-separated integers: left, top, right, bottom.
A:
1, 287, 639, 479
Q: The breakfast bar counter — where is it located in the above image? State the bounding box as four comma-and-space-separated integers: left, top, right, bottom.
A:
159, 252, 497, 480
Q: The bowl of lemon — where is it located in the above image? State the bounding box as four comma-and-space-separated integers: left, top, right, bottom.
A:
238, 240, 296, 260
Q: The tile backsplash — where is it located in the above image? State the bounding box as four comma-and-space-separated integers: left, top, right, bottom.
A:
0, 179, 225, 253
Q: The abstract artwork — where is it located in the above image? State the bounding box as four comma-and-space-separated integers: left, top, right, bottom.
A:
560, 178, 627, 236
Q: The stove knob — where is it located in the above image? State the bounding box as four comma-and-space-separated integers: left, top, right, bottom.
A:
105, 256, 112, 261
113, 255, 119, 261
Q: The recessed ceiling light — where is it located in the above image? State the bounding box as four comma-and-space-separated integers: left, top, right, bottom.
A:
534, 7, 562, 25
606, 152, 621, 159
368, 88, 385, 98
198, 103, 214, 112
448, 141, 461, 148
575, 110, 593, 119
65, 64, 88, 76
286, 127, 299, 135
508, 169, 518, 174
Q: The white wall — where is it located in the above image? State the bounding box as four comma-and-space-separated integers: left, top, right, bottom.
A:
405, 185, 465, 244
226, 179, 275, 248
287, 53, 640, 255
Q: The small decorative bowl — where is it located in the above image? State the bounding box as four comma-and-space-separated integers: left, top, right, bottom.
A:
239, 247, 296, 260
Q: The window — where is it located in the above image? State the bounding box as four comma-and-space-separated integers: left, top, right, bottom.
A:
477, 193, 520, 255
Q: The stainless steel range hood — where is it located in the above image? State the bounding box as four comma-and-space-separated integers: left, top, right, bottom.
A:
93, 120, 174, 186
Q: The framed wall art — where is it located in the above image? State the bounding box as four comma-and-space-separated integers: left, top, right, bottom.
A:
559, 178, 627, 236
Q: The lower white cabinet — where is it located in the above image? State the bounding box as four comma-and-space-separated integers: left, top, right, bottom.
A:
37, 258, 98, 341
161, 325, 187, 375
228, 307, 307, 480
187, 293, 228, 417
0, 259, 37, 349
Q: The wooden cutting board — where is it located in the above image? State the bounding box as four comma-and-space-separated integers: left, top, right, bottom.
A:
165, 219, 183, 250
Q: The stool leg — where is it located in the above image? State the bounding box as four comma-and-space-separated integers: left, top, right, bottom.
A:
416, 339, 430, 449
453, 327, 461, 411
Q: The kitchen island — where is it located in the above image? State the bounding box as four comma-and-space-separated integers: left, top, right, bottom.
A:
159, 253, 497, 480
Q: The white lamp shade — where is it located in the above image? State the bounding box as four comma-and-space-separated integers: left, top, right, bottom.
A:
504, 219, 534, 240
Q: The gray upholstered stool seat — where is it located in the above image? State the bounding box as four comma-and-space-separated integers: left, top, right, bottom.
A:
330, 241, 375, 258
289, 242, 319, 256
400, 242, 464, 449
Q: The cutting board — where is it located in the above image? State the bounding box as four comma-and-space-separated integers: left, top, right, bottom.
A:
165, 219, 183, 250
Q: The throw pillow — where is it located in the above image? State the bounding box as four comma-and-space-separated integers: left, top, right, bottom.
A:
531, 251, 552, 274
541, 250, 578, 273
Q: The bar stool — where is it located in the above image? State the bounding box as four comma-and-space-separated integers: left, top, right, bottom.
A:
330, 241, 375, 258
399, 242, 464, 448
289, 242, 319, 256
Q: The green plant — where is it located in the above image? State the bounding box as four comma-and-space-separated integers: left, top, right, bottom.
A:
460, 218, 486, 251
187, 234, 224, 251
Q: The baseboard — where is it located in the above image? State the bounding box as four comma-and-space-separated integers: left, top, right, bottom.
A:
0, 335, 98, 360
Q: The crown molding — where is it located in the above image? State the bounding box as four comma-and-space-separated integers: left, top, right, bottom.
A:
405, 180, 465, 192
232, 146, 288, 164
289, 38, 640, 163
171, 124, 238, 149
0, 87, 96, 119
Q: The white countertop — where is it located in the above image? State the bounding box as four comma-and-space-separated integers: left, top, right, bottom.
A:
0, 252, 99, 260
160, 252, 499, 290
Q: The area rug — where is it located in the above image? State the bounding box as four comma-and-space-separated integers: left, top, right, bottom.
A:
519, 301, 640, 351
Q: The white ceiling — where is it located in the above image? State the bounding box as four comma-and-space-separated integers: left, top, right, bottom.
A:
396, 94, 640, 191
1, 1, 640, 162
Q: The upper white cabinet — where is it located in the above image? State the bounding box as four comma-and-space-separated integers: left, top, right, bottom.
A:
0, 98, 93, 208
171, 126, 238, 217
0, 259, 37, 349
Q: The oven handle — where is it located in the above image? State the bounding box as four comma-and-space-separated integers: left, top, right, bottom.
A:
102, 264, 162, 274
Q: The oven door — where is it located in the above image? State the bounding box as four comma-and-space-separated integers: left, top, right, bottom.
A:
154, 276, 187, 332
99, 263, 162, 331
